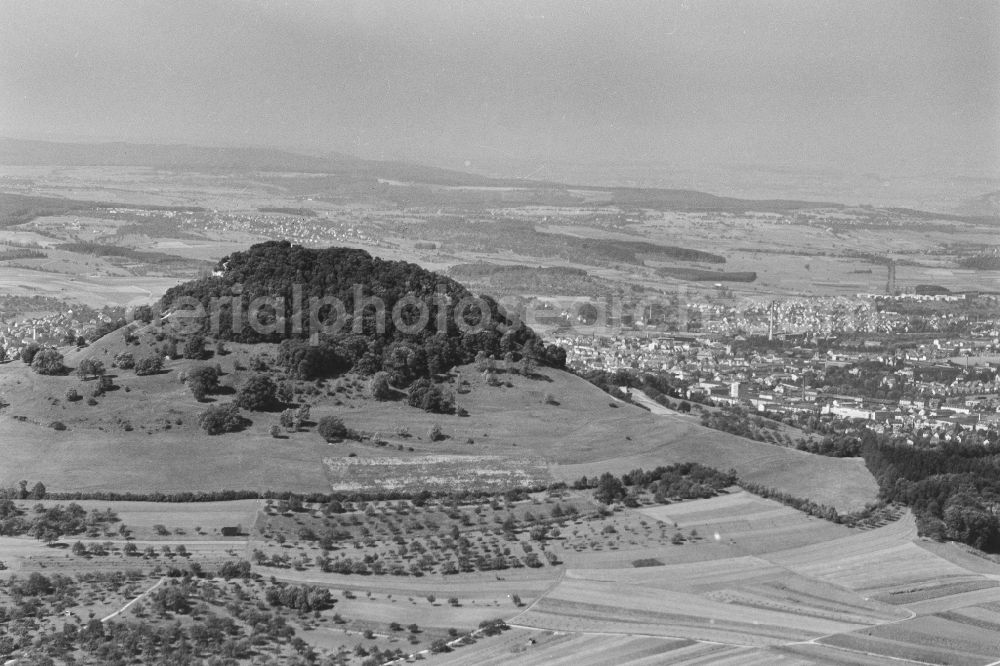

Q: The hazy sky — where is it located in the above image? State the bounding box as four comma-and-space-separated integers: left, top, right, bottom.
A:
1, 0, 998, 177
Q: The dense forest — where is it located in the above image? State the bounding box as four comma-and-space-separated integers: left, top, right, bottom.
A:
959, 254, 1000, 270
56, 242, 209, 268
418, 217, 725, 267
862, 435, 1000, 551
0, 192, 204, 229
656, 267, 758, 282
160, 242, 565, 384
449, 263, 588, 279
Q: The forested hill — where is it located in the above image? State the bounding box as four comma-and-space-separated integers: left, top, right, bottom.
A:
160, 241, 566, 381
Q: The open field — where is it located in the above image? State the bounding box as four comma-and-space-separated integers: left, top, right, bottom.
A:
632, 491, 850, 555
0, 265, 177, 307
430, 631, 717, 666
0, 341, 878, 512
324, 455, 551, 494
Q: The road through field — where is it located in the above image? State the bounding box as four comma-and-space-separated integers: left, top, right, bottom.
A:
629, 389, 686, 418
100, 576, 166, 623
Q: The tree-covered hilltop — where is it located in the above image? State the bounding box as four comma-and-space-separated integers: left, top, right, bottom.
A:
160, 241, 565, 383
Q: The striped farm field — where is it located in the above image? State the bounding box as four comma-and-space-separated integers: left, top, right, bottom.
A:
875, 579, 1000, 610
764, 513, 986, 595
819, 615, 1000, 666
432, 630, 812, 666
563, 560, 907, 626
511, 577, 875, 646
634, 490, 851, 554
485, 495, 1000, 666
429, 630, 700, 666
779, 642, 948, 665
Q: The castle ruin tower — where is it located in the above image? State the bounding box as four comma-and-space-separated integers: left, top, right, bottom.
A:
886, 260, 896, 296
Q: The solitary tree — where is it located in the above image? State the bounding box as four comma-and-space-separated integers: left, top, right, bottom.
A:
183, 334, 208, 360
317, 416, 349, 442
198, 403, 247, 435
594, 472, 626, 504
76, 358, 105, 380
20, 343, 40, 365
279, 408, 299, 431
187, 365, 220, 401
369, 372, 393, 400
134, 356, 163, 376
31, 349, 65, 375
235, 374, 277, 411
113, 351, 135, 369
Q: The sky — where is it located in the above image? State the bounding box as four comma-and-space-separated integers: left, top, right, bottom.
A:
1, 0, 998, 179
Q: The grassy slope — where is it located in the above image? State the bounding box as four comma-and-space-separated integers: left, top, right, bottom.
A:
0, 331, 877, 511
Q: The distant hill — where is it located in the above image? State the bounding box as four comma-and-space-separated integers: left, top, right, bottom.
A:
0, 137, 842, 212
958, 190, 1000, 219
0, 137, 529, 188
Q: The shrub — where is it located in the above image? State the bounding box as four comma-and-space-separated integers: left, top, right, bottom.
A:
369, 371, 393, 400
428, 424, 445, 442
134, 356, 163, 376
269, 425, 282, 438
430, 639, 451, 653
407, 378, 455, 414
317, 416, 349, 442
113, 351, 135, 369
198, 403, 248, 435
65, 388, 81, 402
279, 408, 298, 430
